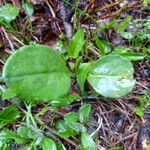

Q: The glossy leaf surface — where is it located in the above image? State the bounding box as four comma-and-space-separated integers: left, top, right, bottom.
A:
88, 55, 136, 98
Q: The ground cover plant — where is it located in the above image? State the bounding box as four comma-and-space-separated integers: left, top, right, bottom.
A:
0, 0, 150, 150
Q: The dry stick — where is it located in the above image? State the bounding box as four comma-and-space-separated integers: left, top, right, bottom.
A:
94, 0, 123, 13
1, 27, 15, 51
90, 113, 102, 137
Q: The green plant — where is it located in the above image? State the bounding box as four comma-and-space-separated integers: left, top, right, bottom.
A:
2, 44, 71, 102
0, 3, 19, 29
135, 91, 150, 117
55, 104, 95, 149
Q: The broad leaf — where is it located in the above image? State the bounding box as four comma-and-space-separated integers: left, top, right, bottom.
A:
87, 55, 136, 98
68, 28, 85, 58
2, 44, 71, 102
0, 4, 19, 22
79, 104, 91, 123
0, 105, 20, 128
40, 137, 57, 150
81, 132, 95, 150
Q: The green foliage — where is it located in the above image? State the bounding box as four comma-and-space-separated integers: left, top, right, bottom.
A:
135, 107, 144, 117
2, 44, 71, 102
2, 89, 16, 100
0, 3, 19, 23
0, 105, 20, 128
22, 1, 34, 16
87, 55, 136, 98
0, 143, 8, 150
115, 16, 132, 32
50, 93, 80, 107
79, 104, 91, 123
0, 129, 27, 144
68, 28, 85, 58
76, 63, 91, 92
64, 112, 79, 123
81, 132, 95, 150
55, 119, 76, 137
56, 104, 92, 138
17, 126, 30, 139
111, 46, 145, 61
40, 137, 57, 150
95, 37, 111, 56
135, 91, 150, 117
120, 32, 133, 40
108, 147, 124, 150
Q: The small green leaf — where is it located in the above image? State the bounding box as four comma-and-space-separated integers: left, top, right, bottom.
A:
95, 37, 111, 56
2, 89, 16, 100
55, 119, 76, 138
113, 46, 127, 54
116, 16, 132, 32
81, 132, 95, 150
87, 55, 136, 98
118, 52, 145, 61
64, 112, 79, 123
0, 86, 3, 95
23, 1, 34, 16
0, 142, 8, 150
0, 105, 20, 128
77, 63, 91, 92
68, 122, 86, 133
40, 137, 57, 150
111, 48, 145, 61
17, 126, 30, 139
108, 147, 124, 150
135, 107, 144, 117
51, 94, 80, 107
0, 4, 19, 22
79, 104, 91, 123
68, 28, 85, 58
2, 45, 71, 102
120, 32, 133, 40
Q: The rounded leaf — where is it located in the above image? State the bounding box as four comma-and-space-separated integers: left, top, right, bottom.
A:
2, 45, 71, 101
87, 55, 136, 98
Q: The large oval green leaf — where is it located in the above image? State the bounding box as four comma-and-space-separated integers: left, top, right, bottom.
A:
2, 45, 71, 102
87, 55, 136, 98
